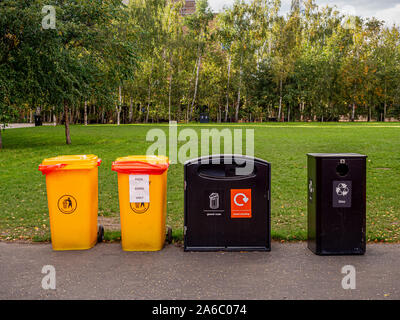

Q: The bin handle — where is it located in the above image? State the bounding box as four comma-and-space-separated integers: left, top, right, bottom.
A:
111, 160, 169, 175
38, 164, 68, 175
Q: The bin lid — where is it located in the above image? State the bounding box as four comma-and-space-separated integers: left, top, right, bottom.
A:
307, 153, 367, 158
184, 154, 270, 166
39, 155, 102, 175
112, 155, 169, 175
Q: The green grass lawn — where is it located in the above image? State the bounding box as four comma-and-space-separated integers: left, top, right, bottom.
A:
0, 122, 399, 243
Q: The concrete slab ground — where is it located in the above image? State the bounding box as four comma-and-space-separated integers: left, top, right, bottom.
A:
0, 242, 399, 300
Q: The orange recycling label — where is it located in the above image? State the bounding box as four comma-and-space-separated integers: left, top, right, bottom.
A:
230, 189, 252, 218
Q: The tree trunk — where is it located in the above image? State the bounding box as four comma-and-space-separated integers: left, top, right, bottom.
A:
0, 127, 3, 149
235, 55, 243, 123
383, 82, 387, 122
351, 103, 355, 122
146, 81, 151, 123
185, 60, 198, 123
53, 106, 57, 126
116, 86, 122, 126
168, 72, 173, 122
116, 105, 121, 125
235, 87, 241, 122
368, 105, 371, 122
383, 101, 387, 122
224, 54, 231, 122
84, 100, 88, 126
278, 78, 283, 122
300, 102, 305, 122
288, 105, 291, 123
64, 101, 72, 145
129, 97, 133, 123
146, 60, 154, 124
29, 110, 33, 123
235, 83, 241, 123
190, 55, 201, 120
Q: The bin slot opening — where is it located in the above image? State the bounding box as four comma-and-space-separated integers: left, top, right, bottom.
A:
198, 163, 257, 178
198, 165, 226, 177
336, 163, 349, 177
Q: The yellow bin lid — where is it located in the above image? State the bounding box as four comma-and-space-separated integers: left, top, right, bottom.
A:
39, 155, 102, 175
112, 155, 169, 175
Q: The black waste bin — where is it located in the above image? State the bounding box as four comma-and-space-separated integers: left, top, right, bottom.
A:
199, 113, 209, 123
307, 153, 367, 255
184, 155, 271, 251
34, 115, 42, 127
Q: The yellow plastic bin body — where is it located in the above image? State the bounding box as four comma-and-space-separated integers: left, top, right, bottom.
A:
112, 155, 169, 251
39, 155, 102, 250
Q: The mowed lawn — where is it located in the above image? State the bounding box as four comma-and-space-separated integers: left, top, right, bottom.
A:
0, 123, 399, 243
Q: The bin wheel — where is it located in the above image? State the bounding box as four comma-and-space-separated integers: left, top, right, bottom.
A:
97, 225, 104, 243
166, 226, 172, 244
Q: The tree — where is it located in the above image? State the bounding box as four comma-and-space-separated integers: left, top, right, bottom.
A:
1, 0, 137, 145
184, 0, 214, 121
2, 0, 400, 128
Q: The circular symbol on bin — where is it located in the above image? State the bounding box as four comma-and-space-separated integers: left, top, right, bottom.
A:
57, 195, 77, 214
130, 202, 150, 214
336, 183, 350, 196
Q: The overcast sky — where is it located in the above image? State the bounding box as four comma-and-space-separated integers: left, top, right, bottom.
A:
208, 0, 400, 26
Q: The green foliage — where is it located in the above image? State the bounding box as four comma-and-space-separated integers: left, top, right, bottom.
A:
1, 0, 400, 130
124, 0, 400, 123
0, 0, 138, 140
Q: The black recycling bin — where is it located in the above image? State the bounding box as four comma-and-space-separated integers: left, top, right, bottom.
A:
307, 153, 367, 255
34, 115, 42, 127
184, 155, 271, 251
199, 113, 209, 123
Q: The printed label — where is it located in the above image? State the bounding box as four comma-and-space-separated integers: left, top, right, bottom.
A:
231, 189, 252, 218
130, 202, 150, 214
57, 195, 77, 214
203, 190, 224, 217
129, 175, 150, 203
333, 180, 352, 208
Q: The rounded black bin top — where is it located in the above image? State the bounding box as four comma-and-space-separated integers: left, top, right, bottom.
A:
184, 154, 270, 166
307, 153, 367, 158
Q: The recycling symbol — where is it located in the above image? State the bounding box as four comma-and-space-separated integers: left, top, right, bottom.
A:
336, 183, 349, 196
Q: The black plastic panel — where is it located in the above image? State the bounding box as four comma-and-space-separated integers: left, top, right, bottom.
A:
184, 155, 271, 251
307, 154, 367, 255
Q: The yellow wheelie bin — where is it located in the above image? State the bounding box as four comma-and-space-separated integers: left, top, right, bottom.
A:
111, 155, 170, 251
38, 155, 103, 250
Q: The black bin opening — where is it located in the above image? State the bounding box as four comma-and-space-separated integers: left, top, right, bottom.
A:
336, 163, 349, 177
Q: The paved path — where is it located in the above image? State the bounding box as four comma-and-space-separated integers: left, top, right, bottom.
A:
1, 123, 54, 129
0, 242, 399, 300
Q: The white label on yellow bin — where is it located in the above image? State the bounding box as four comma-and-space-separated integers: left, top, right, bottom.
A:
129, 175, 150, 203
